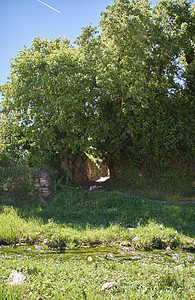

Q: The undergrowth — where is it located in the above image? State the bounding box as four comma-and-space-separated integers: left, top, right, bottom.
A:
107, 166, 194, 202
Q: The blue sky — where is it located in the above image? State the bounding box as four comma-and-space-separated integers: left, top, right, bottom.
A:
0, 0, 117, 86
1, 0, 110, 86
0, 0, 194, 87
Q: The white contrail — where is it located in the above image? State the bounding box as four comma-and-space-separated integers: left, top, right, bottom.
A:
36, 0, 61, 13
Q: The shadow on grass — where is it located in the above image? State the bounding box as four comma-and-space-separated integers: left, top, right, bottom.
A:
0, 186, 194, 238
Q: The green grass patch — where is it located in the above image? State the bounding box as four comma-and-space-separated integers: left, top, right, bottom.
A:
0, 187, 194, 250
0, 246, 194, 299
0, 187, 194, 299
107, 166, 194, 202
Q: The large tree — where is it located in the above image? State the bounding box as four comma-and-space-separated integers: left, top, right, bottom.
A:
1, 0, 194, 171
78, 0, 194, 166
0, 37, 94, 165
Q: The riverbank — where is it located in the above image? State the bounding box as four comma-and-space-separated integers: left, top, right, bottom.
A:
0, 187, 194, 299
0, 187, 194, 251
0, 244, 194, 299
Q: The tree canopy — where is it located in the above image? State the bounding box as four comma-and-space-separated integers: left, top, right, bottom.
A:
1, 37, 95, 165
0, 0, 194, 169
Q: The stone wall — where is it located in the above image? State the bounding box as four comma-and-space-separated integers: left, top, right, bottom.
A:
1, 168, 51, 198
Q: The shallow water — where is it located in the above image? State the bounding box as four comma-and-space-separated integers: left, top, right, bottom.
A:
0, 244, 194, 264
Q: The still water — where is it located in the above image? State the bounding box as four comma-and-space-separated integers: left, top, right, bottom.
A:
0, 244, 194, 264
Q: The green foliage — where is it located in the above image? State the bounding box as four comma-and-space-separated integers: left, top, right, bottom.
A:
78, 0, 195, 165
0, 0, 194, 174
0, 37, 93, 166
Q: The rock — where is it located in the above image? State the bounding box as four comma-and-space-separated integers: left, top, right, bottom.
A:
40, 178, 50, 187
107, 253, 114, 259
127, 228, 135, 231
87, 256, 93, 262
1, 169, 51, 198
96, 255, 106, 261
34, 245, 44, 252
120, 241, 131, 246
101, 282, 114, 291
8, 270, 25, 286
40, 187, 50, 198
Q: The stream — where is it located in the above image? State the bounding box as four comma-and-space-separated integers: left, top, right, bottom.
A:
0, 244, 194, 264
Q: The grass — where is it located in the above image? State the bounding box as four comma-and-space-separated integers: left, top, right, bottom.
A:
0, 186, 194, 250
107, 166, 194, 202
0, 186, 194, 299
0, 246, 194, 299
